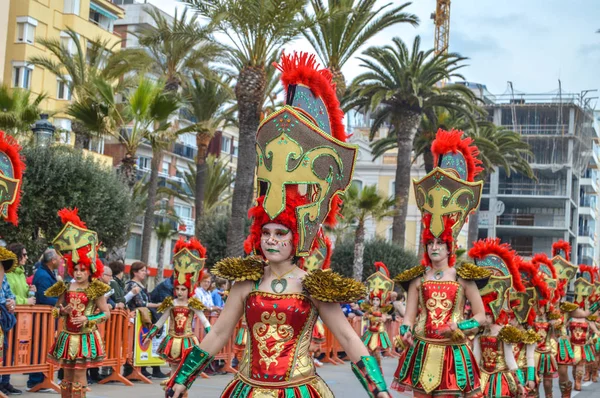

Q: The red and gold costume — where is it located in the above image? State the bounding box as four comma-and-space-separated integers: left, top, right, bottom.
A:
361, 262, 393, 357
392, 129, 490, 397
46, 209, 109, 370
45, 209, 110, 398
166, 53, 386, 398
469, 238, 527, 398
145, 238, 211, 364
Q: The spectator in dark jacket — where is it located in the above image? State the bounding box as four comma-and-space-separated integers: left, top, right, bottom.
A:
149, 275, 174, 304
33, 249, 60, 306
108, 261, 127, 305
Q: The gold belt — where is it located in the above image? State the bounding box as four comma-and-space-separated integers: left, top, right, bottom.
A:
415, 335, 466, 346
237, 372, 317, 388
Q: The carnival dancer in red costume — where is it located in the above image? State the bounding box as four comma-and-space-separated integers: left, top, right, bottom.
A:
525, 252, 560, 398
469, 238, 527, 398
142, 237, 211, 390
361, 262, 394, 370
166, 52, 389, 398
509, 260, 544, 397
567, 265, 599, 391
550, 240, 580, 397
45, 209, 111, 398
392, 129, 490, 398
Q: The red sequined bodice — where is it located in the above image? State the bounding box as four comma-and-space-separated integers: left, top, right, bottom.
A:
534, 322, 551, 351
480, 335, 508, 373
65, 291, 90, 333
244, 291, 316, 383
419, 281, 461, 340
169, 307, 194, 336
569, 321, 588, 346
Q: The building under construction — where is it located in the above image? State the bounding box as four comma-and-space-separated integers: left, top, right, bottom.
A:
477, 91, 598, 265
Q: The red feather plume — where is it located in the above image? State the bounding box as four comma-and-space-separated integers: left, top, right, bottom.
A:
552, 240, 571, 261
469, 238, 525, 292
579, 264, 596, 284
57, 208, 87, 228
431, 129, 483, 182
276, 52, 347, 142
374, 261, 390, 278
531, 253, 558, 279
321, 235, 332, 270
519, 260, 551, 301
0, 132, 25, 226
173, 236, 207, 258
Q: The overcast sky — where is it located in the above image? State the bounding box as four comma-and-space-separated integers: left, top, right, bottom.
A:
142, 0, 600, 98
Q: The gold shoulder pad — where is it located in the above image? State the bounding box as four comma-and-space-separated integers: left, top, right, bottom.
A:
188, 297, 206, 311
560, 301, 579, 313
522, 328, 543, 344
157, 296, 174, 313
456, 262, 491, 289
303, 269, 366, 303
45, 281, 67, 297
212, 256, 265, 282
393, 265, 425, 291
86, 279, 111, 300
498, 325, 524, 344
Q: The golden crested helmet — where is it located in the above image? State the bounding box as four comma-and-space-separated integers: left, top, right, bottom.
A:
469, 238, 524, 324
574, 264, 596, 310
365, 262, 394, 304
416, 129, 484, 267
0, 131, 25, 226
515, 259, 550, 325
303, 234, 332, 272
172, 237, 207, 298
246, 53, 357, 259
551, 240, 577, 298
52, 208, 103, 279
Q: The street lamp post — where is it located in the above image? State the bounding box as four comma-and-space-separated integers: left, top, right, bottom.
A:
32, 114, 55, 147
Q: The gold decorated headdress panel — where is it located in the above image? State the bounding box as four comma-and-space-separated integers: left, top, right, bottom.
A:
510, 287, 537, 324
173, 248, 205, 288
552, 255, 578, 283
366, 262, 394, 302
256, 106, 357, 256
414, 168, 483, 241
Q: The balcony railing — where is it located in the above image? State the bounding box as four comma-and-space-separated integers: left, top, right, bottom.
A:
173, 143, 197, 160
578, 225, 595, 238
502, 124, 570, 136
509, 245, 533, 256
580, 196, 597, 208
497, 182, 565, 196
496, 214, 566, 228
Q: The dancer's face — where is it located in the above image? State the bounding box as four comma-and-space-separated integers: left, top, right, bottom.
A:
175, 285, 188, 299
427, 238, 449, 263
372, 297, 381, 308
73, 264, 90, 283
261, 223, 294, 263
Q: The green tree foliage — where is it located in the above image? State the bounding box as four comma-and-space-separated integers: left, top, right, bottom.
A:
0, 146, 133, 260
330, 238, 418, 281
197, 214, 230, 268
0, 85, 46, 137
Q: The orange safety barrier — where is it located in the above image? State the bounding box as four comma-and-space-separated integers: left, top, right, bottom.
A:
96, 309, 134, 386
0, 306, 60, 395
193, 312, 237, 374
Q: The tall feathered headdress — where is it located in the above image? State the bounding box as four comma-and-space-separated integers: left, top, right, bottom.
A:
416, 129, 484, 267
551, 240, 577, 299
247, 52, 357, 258
515, 259, 551, 325
574, 264, 596, 309
366, 262, 394, 303
52, 208, 102, 279
469, 238, 524, 323
173, 237, 207, 298
0, 131, 25, 225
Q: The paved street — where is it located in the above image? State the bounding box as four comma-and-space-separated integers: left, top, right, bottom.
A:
8, 358, 599, 397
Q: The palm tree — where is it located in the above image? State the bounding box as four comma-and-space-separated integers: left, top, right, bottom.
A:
67, 77, 179, 188
183, 0, 313, 257
0, 85, 46, 136
155, 221, 180, 284
185, 156, 236, 214
182, 75, 234, 231
28, 28, 149, 147
303, 0, 418, 98
342, 184, 395, 280
350, 36, 478, 247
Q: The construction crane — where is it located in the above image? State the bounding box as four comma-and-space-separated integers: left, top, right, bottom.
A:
431, 0, 451, 55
